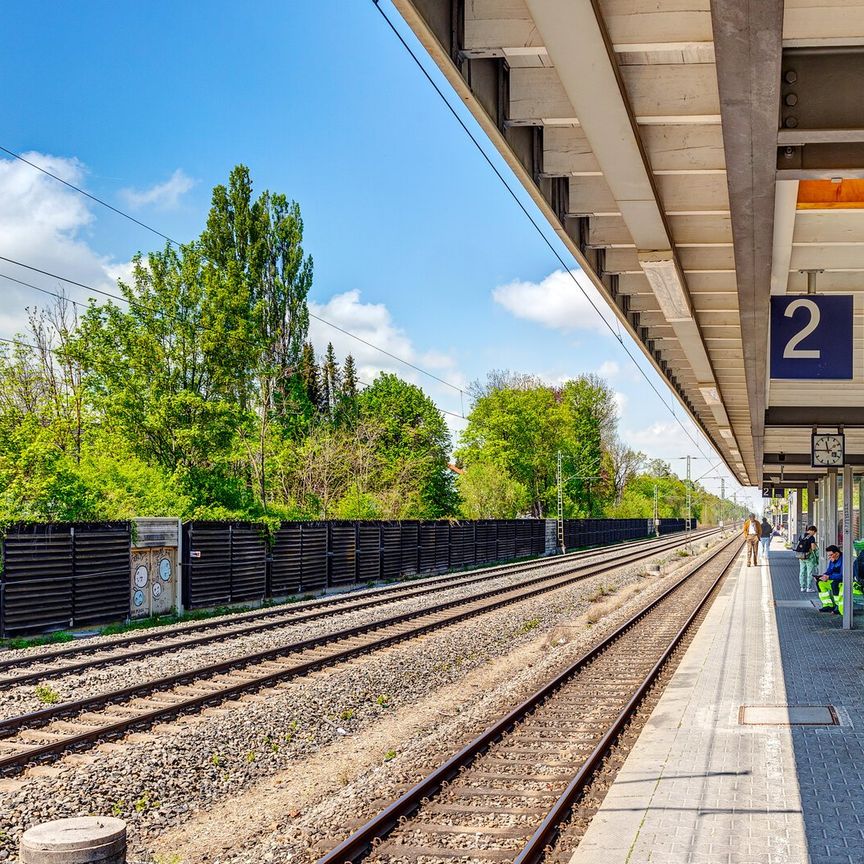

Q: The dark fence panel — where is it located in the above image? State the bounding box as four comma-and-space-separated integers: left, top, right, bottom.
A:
381, 523, 402, 581
400, 522, 419, 576
419, 522, 436, 574
497, 521, 516, 562
357, 523, 381, 584
270, 523, 302, 597
2, 517, 697, 626
300, 523, 328, 593
1, 524, 73, 637
183, 523, 232, 609
229, 524, 268, 603
330, 523, 357, 588
563, 517, 685, 549
435, 522, 449, 572
73, 524, 131, 625
1, 522, 130, 638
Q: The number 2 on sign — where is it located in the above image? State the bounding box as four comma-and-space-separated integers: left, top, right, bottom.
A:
783, 298, 821, 360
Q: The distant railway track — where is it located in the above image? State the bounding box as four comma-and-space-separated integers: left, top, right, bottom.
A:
0, 527, 727, 775
316, 533, 744, 864
0, 527, 721, 688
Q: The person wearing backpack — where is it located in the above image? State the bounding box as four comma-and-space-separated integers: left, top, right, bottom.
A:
760, 517, 773, 561
795, 525, 818, 593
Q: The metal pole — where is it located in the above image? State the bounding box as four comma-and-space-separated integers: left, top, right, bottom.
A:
843, 465, 853, 630
720, 477, 725, 527
686, 455, 692, 530
653, 484, 659, 538
827, 469, 838, 552
556, 450, 565, 554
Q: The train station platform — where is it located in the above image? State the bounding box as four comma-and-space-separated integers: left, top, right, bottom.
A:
569, 541, 864, 864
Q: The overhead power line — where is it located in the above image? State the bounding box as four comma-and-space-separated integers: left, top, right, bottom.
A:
0, 270, 468, 421
0, 146, 182, 247
0, 254, 467, 400
0, 147, 467, 400
370, 0, 719, 467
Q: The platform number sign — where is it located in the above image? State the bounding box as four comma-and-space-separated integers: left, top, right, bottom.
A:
762, 486, 785, 498
770, 295, 853, 379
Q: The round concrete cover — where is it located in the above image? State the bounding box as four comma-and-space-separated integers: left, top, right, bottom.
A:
22, 817, 126, 851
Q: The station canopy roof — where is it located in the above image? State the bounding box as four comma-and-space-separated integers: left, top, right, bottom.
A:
395, 0, 864, 488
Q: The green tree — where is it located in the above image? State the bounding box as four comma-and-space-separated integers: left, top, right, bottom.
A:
457, 462, 528, 519
457, 380, 563, 517
321, 342, 340, 416
299, 342, 322, 413
342, 354, 358, 398
200, 164, 313, 420
71, 244, 255, 512
355, 373, 456, 517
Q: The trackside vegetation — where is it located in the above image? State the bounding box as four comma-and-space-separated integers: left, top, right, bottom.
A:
0, 166, 742, 525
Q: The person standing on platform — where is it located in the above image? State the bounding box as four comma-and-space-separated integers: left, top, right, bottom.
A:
760, 516, 772, 561
795, 525, 818, 592
743, 513, 761, 566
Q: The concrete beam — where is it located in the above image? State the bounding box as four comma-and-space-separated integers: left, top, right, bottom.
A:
711, 0, 785, 483
766, 407, 864, 426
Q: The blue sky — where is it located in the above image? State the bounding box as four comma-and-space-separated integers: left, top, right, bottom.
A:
0, 0, 756, 507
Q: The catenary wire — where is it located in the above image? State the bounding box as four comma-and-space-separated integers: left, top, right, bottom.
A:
370, 0, 721, 466
0, 148, 467, 399
0, 255, 466, 398
0, 272, 469, 421
0, 145, 182, 247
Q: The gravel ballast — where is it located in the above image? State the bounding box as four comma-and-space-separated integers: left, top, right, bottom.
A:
0, 533, 730, 864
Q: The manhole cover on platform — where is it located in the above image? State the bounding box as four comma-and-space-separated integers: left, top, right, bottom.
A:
739, 705, 837, 725
774, 600, 815, 608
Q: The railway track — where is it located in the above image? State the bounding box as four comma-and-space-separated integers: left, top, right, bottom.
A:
315, 533, 744, 864
0, 529, 726, 775
0, 528, 721, 689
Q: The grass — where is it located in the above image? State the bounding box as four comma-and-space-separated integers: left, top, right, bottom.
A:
383, 749, 397, 762
0, 592, 328, 652
339, 708, 355, 721
133, 790, 159, 813
34, 683, 61, 704
376, 694, 389, 708
513, 617, 541, 636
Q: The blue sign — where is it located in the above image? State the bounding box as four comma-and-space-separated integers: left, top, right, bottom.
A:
770, 295, 853, 380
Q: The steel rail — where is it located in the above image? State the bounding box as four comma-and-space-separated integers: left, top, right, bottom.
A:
0, 531, 727, 774
0, 528, 720, 681
315, 533, 743, 864
0, 529, 722, 689
512, 539, 741, 864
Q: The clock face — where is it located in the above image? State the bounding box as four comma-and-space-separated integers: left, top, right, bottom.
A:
812, 434, 844, 467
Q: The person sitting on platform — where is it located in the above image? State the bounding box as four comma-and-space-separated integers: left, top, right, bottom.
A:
743, 513, 761, 566
817, 545, 843, 615
795, 525, 818, 593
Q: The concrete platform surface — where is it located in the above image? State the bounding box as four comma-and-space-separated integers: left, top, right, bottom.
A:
569, 540, 864, 864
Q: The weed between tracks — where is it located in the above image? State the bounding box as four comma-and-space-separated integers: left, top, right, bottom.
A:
34, 683, 61, 704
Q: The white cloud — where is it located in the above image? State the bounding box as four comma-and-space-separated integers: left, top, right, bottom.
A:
120, 169, 194, 210
612, 390, 628, 416
308, 290, 468, 439
0, 151, 131, 338
597, 360, 620, 378
492, 268, 619, 334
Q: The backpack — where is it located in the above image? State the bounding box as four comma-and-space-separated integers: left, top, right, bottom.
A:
795, 534, 812, 559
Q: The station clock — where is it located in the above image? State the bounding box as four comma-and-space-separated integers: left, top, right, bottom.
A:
811, 432, 845, 468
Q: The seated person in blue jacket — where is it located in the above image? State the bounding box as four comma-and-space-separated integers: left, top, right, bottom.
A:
819, 545, 843, 615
